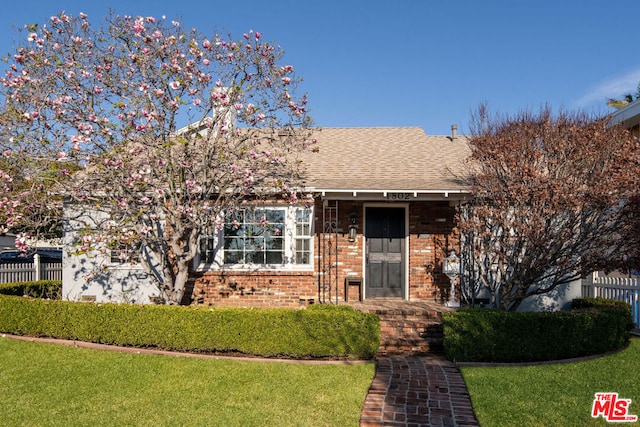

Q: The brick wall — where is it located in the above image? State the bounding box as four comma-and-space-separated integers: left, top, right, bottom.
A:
189, 198, 458, 308
191, 270, 318, 308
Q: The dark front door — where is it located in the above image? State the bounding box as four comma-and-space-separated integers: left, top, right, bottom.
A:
365, 207, 406, 298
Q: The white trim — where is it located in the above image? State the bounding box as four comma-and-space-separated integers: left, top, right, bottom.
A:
307, 188, 467, 195
195, 205, 315, 272
310, 189, 469, 202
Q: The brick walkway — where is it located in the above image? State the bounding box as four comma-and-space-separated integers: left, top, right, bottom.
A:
360, 355, 479, 427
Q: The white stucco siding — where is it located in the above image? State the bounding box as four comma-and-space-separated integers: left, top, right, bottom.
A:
61, 204, 162, 304
517, 279, 583, 312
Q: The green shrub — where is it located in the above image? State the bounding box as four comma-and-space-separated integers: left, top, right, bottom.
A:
0, 280, 62, 299
0, 296, 379, 359
443, 298, 632, 363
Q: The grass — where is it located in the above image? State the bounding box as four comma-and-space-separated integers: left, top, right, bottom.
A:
0, 337, 374, 426
461, 337, 640, 426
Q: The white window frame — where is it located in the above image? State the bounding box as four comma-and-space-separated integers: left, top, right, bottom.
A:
196, 205, 314, 271
109, 241, 142, 265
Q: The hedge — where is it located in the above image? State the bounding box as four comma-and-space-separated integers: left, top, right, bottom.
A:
0, 295, 380, 359
443, 297, 633, 363
0, 280, 62, 299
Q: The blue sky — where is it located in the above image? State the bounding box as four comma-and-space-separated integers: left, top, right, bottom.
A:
1, 0, 638, 136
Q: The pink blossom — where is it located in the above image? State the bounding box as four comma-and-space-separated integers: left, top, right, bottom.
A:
169, 81, 180, 90
79, 12, 88, 19
172, 21, 180, 27
255, 32, 262, 39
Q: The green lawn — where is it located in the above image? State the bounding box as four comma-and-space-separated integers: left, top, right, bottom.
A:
0, 337, 374, 426
461, 337, 640, 426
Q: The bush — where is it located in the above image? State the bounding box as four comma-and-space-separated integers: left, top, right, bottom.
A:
0, 296, 379, 359
0, 280, 62, 299
443, 298, 632, 363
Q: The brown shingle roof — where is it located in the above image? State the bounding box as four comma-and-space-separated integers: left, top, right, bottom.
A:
300, 127, 470, 192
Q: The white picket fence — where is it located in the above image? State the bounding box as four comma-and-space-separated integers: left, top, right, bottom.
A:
582, 273, 640, 329
0, 255, 62, 283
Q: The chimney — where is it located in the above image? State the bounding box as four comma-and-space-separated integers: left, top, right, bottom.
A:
451, 124, 458, 141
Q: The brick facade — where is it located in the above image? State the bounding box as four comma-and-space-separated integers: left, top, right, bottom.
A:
190, 198, 458, 308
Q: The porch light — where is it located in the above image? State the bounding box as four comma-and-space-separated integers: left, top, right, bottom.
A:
348, 213, 358, 242
443, 251, 461, 308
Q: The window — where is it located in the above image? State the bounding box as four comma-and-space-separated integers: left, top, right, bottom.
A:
198, 205, 313, 269
224, 208, 286, 265
294, 208, 312, 264
110, 242, 141, 264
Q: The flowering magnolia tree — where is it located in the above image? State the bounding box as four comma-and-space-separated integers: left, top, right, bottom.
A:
459, 106, 640, 311
0, 11, 314, 303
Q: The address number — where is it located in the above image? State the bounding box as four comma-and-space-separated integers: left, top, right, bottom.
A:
387, 193, 411, 200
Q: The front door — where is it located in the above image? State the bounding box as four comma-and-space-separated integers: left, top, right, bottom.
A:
365, 207, 406, 298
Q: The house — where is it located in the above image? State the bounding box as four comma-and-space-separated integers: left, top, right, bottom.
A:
62, 126, 472, 307
542, 99, 640, 311
610, 98, 640, 136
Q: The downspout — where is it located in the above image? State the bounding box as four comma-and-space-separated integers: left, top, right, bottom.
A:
319, 196, 325, 303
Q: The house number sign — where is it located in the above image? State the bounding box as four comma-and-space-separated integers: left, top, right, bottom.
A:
386, 192, 411, 201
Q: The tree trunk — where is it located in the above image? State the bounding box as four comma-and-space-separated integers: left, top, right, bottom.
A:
169, 264, 190, 305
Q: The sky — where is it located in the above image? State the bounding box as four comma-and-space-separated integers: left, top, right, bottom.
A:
0, 0, 638, 136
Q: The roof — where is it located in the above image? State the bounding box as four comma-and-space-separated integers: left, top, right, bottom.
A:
299, 127, 471, 194
610, 98, 640, 130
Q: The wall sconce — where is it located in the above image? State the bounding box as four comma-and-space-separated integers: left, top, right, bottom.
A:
348, 213, 358, 242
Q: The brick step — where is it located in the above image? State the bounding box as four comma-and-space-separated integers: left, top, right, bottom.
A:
348, 300, 450, 356
377, 317, 444, 356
